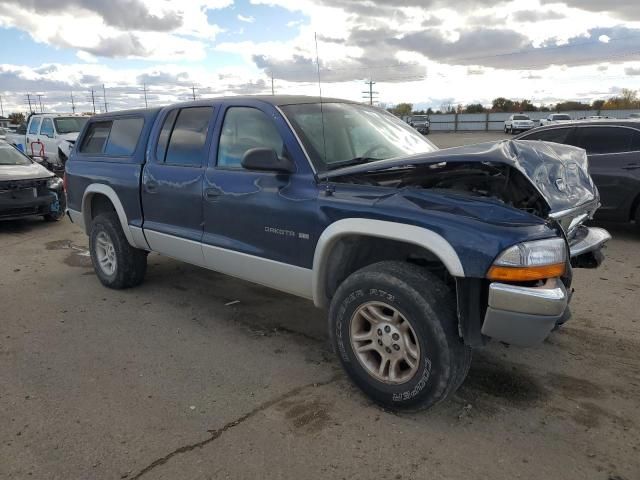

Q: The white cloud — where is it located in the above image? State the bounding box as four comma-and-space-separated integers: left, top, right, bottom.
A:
237, 14, 256, 23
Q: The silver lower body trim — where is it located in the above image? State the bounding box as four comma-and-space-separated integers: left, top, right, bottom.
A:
202, 243, 313, 299
143, 229, 313, 300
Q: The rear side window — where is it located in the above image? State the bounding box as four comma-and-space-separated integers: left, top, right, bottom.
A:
164, 107, 213, 166
522, 127, 572, 144
632, 129, 640, 151
80, 121, 111, 153
573, 127, 634, 154
28, 117, 41, 135
104, 118, 144, 155
80, 117, 144, 155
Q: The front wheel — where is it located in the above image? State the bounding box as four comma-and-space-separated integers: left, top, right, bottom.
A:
504, 125, 509, 133
43, 191, 66, 222
329, 261, 472, 411
89, 212, 147, 289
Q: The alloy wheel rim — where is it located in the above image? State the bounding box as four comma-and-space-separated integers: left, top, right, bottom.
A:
349, 301, 421, 385
95, 231, 117, 276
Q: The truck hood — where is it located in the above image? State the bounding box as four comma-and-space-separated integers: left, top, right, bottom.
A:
0, 161, 54, 181
320, 140, 598, 216
58, 132, 78, 143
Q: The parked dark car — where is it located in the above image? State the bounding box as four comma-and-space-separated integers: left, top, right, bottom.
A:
517, 120, 640, 229
0, 140, 65, 221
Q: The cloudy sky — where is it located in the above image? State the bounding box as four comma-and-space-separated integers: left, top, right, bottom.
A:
0, 0, 639, 114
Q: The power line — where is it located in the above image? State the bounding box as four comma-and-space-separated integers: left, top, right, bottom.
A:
36, 94, 44, 113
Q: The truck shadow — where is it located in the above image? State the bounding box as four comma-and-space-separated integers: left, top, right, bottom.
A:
0, 217, 54, 234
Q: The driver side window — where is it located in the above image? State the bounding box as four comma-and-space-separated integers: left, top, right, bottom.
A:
217, 107, 283, 169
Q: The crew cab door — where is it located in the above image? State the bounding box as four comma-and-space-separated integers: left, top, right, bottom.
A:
38, 117, 57, 160
141, 105, 217, 266
571, 126, 640, 221
201, 100, 318, 297
25, 117, 41, 155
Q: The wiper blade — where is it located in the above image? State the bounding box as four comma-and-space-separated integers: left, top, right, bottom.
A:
326, 157, 379, 171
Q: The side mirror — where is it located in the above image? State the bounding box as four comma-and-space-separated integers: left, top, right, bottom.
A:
241, 148, 295, 173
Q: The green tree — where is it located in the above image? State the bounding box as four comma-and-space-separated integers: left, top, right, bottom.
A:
8, 112, 25, 125
555, 101, 591, 111
464, 103, 485, 113
390, 103, 413, 117
517, 99, 537, 112
491, 97, 515, 112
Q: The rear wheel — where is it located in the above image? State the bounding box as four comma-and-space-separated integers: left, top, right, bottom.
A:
504, 125, 509, 133
89, 212, 147, 289
329, 261, 472, 411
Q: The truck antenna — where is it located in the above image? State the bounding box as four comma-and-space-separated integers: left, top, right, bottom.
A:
314, 32, 327, 168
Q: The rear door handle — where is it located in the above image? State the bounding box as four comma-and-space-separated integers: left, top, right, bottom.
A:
205, 187, 222, 201
145, 180, 159, 193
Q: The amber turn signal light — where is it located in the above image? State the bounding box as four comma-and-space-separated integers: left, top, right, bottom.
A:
487, 263, 566, 282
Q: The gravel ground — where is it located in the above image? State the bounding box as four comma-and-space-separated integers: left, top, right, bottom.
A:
1, 132, 638, 479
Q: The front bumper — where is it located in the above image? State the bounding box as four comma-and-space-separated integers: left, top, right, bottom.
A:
481, 278, 568, 347
0, 190, 58, 220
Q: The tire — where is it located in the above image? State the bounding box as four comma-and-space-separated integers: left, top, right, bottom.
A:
504, 125, 509, 133
43, 191, 66, 222
635, 205, 640, 233
329, 261, 472, 411
89, 212, 147, 289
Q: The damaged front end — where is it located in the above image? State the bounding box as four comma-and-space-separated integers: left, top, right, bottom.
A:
322, 140, 610, 267
322, 140, 611, 347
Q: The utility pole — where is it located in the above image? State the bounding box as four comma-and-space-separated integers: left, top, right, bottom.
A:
90, 89, 96, 114
362, 80, 378, 106
0, 95, 4, 117
70, 91, 76, 113
37, 94, 44, 113
102, 84, 108, 113
26, 93, 34, 113
143, 83, 148, 108
270, 71, 274, 95
191, 85, 197, 101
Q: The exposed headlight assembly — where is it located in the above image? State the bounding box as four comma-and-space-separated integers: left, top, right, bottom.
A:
47, 176, 63, 190
487, 238, 567, 282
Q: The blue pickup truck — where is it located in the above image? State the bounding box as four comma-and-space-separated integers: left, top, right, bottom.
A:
66, 96, 610, 410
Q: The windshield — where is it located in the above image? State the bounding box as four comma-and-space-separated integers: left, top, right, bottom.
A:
513, 115, 530, 120
0, 143, 32, 166
281, 103, 437, 171
54, 117, 89, 134
412, 116, 429, 121
554, 115, 571, 120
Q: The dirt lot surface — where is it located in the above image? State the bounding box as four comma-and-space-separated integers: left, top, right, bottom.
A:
1, 132, 639, 479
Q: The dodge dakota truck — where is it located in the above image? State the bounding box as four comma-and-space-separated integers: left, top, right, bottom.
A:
65, 96, 610, 410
